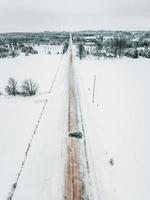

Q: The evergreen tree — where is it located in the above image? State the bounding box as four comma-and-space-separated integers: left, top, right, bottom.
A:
62, 41, 69, 54
133, 49, 139, 58
78, 43, 86, 59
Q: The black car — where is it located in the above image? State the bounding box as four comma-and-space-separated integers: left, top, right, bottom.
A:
69, 132, 83, 139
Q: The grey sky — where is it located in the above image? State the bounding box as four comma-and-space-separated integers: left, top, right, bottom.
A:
0, 0, 150, 32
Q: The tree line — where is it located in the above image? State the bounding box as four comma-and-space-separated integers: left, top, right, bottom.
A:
76, 36, 150, 59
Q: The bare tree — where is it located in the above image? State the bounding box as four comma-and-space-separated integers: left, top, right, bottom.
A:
21, 79, 39, 96
5, 78, 18, 96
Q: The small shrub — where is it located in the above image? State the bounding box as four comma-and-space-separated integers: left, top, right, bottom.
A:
21, 79, 39, 96
125, 49, 139, 58
142, 49, 150, 58
31, 50, 38, 54
10, 50, 19, 58
22, 46, 38, 55
25, 51, 29, 56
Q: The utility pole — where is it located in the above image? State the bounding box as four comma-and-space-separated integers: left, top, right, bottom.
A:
92, 75, 96, 103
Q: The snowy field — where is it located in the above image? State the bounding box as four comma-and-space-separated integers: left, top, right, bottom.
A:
76, 57, 150, 200
0, 51, 68, 199
0, 47, 150, 200
0, 53, 62, 93
34, 44, 63, 54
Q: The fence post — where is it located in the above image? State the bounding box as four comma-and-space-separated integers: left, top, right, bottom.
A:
92, 75, 96, 103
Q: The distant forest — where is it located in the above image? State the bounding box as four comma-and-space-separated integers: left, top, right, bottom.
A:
0, 31, 150, 59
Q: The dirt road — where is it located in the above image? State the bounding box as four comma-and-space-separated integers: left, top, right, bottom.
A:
64, 36, 92, 200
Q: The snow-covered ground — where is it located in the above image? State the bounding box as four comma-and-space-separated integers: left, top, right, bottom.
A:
1, 45, 150, 200
34, 45, 63, 54
0, 51, 68, 199
76, 57, 150, 200
13, 53, 68, 200
0, 53, 62, 93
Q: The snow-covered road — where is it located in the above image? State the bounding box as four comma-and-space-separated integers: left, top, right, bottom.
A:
64, 41, 94, 200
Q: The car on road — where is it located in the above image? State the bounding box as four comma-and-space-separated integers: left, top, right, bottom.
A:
69, 132, 83, 139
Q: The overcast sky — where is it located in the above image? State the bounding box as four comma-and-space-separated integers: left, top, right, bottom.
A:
0, 0, 150, 32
